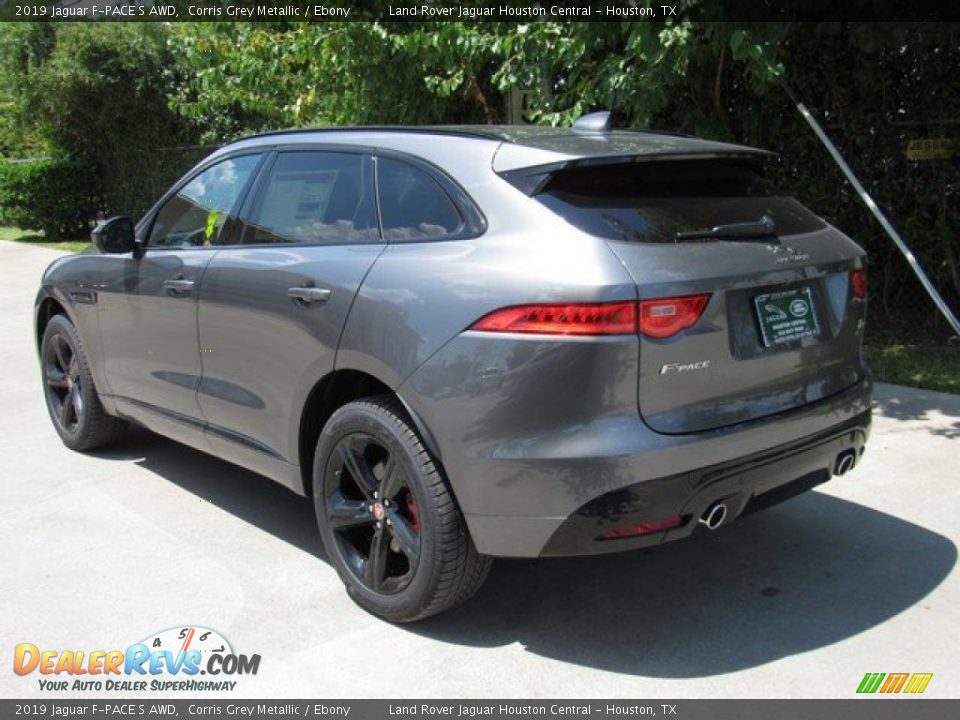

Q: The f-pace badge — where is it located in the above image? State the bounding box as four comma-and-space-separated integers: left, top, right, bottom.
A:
660, 360, 711, 375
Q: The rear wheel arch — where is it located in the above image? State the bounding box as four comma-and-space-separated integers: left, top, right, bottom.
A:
297, 369, 439, 496
298, 369, 441, 497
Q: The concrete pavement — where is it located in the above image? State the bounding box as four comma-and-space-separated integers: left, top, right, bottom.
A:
1, 240, 957, 699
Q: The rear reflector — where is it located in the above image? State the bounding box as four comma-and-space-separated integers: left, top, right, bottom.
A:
851, 268, 867, 299
597, 514, 684, 541
638, 294, 711, 339
469, 301, 636, 336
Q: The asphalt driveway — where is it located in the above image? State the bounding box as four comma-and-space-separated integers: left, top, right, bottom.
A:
1, 240, 957, 698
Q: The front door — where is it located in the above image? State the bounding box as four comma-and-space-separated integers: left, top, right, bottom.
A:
97, 153, 263, 442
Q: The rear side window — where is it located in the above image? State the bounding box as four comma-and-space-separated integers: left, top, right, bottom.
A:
378, 157, 462, 240
535, 160, 825, 243
245, 151, 378, 245
149, 154, 261, 248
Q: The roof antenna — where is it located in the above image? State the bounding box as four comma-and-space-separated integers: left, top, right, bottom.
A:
572, 110, 613, 134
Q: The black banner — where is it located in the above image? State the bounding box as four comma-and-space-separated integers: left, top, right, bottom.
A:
3, 0, 960, 23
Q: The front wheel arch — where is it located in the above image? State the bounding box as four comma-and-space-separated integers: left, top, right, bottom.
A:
35, 294, 70, 354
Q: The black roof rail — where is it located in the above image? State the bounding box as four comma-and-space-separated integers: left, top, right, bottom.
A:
223, 125, 505, 146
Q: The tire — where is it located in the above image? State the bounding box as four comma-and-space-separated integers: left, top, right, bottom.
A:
313, 395, 491, 623
41, 314, 127, 451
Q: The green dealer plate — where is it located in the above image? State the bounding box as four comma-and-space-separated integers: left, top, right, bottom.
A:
753, 286, 820, 347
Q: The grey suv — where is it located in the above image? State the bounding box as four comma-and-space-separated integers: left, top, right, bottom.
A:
35, 114, 871, 622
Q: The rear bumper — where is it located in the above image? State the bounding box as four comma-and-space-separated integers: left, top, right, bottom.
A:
540, 408, 870, 556
400, 328, 872, 558
454, 377, 871, 558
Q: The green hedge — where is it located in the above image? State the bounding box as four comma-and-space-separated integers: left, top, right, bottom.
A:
0, 157, 102, 239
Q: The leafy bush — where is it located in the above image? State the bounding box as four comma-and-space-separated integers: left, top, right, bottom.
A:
0, 158, 102, 239
0, 23, 192, 219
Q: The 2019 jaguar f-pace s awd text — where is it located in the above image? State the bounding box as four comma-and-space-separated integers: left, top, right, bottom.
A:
35, 112, 871, 622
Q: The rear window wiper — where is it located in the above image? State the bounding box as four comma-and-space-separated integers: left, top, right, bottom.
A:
675, 215, 776, 242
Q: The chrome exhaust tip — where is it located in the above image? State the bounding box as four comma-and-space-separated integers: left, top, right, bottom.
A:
835, 450, 857, 476
699, 502, 728, 531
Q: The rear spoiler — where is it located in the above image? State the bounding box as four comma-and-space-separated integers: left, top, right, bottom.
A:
498, 150, 776, 196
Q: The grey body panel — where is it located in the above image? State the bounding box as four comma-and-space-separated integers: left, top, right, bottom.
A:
36, 253, 116, 414
401, 341, 869, 556
36, 125, 872, 558
93, 249, 218, 450
609, 227, 867, 433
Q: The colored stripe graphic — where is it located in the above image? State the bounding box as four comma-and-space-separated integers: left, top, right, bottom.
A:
857, 673, 885, 693
904, 673, 933, 694
880, 673, 909, 693
857, 672, 932, 694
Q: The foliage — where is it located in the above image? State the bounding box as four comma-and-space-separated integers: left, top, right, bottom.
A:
0, 225, 88, 252
0, 157, 102, 238
0, 22, 191, 218
0, 18, 957, 341
0, 23, 56, 156
864, 344, 960, 395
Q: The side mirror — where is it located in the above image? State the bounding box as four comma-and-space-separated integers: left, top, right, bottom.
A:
91, 216, 136, 254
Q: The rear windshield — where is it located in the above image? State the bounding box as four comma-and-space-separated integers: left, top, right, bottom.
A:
535, 160, 825, 243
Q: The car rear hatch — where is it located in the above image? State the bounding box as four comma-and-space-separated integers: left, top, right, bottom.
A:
521, 155, 867, 434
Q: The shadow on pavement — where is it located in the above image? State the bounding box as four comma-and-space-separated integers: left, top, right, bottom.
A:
873, 382, 960, 439
94, 427, 955, 679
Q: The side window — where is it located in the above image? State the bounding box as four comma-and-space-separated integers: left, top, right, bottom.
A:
244, 151, 378, 245
378, 157, 462, 240
149, 154, 261, 248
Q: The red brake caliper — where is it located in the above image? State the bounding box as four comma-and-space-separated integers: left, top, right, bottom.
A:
405, 491, 420, 532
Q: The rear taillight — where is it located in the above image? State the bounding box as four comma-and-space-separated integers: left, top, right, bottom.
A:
637, 294, 711, 339
851, 268, 867, 299
470, 295, 712, 338
469, 301, 636, 336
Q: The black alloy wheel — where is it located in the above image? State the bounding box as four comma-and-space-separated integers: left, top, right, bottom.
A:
41, 314, 127, 451
325, 432, 422, 594
314, 396, 491, 623
45, 332, 84, 435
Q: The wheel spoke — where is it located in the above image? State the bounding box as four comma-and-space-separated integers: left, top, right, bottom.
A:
337, 440, 378, 499
71, 386, 83, 422
58, 390, 74, 426
363, 528, 390, 590
53, 337, 70, 374
378, 455, 404, 502
46, 365, 68, 388
328, 493, 374, 530
387, 510, 420, 562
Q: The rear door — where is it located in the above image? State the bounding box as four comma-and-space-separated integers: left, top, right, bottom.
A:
535, 159, 867, 434
98, 153, 263, 439
195, 148, 383, 480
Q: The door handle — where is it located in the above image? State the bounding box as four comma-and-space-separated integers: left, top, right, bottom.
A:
163, 278, 195, 295
288, 286, 331, 305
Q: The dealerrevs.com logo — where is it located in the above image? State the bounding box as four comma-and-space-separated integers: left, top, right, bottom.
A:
14, 626, 260, 692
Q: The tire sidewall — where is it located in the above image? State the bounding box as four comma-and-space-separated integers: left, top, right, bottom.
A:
313, 402, 445, 620
41, 315, 95, 447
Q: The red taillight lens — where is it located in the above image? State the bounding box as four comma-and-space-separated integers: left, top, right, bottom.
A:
597, 514, 684, 541
469, 301, 636, 336
637, 294, 711, 339
851, 268, 867, 299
